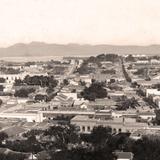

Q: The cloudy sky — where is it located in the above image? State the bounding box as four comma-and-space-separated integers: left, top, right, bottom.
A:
0, 0, 160, 47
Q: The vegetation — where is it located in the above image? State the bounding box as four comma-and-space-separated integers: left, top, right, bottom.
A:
133, 68, 146, 75
101, 69, 116, 74
77, 54, 119, 74
1, 124, 160, 160
0, 85, 4, 91
23, 75, 58, 88
14, 75, 58, 88
35, 94, 50, 102
14, 88, 35, 97
116, 97, 139, 110
125, 54, 136, 62
0, 78, 5, 83
0, 67, 21, 74
0, 152, 26, 160
63, 79, 69, 86
81, 81, 107, 101
121, 60, 131, 82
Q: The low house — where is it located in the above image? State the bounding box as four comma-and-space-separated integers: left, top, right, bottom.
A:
71, 115, 148, 134
115, 152, 133, 160
108, 91, 126, 101
146, 89, 160, 98
138, 112, 156, 120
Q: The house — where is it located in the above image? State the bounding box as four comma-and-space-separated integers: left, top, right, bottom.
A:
24, 154, 37, 160
115, 152, 133, 160
88, 98, 116, 109
138, 112, 156, 120
71, 115, 148, 134
108, 91, 126, 101
146, 89, 160, 98
112, 110, 137, 118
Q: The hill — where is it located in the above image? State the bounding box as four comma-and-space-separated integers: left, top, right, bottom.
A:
0, 42, 160, 57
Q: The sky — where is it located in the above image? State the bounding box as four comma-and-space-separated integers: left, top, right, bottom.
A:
0, 0, 160, 47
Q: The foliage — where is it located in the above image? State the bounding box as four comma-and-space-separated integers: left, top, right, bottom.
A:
0, 99, 2, 106
116, 97, 139, 110
44, 125, 79, 149
49, 147, 115, 160
132, 136, 160, 160
122, 60, 131, 82
0, 85, 4, 91
155, 110, 160, 125
101, 69, 116, 74
0, 132, 8, 145
133, 68, 145, 75
0, 67, 20, 74
77, 54, 119, 74
14, 79, 24, 86
0, 78, 5, 83
125, 54, 136, 62
14, 87, 35, 97
23, 75, 58, 88
79, 80, 86, 86
81, 81, 107, 101
63, 79, 69, 86
0, 152, 26, 160
89, 126, 112, 147
35, 94, 50, 102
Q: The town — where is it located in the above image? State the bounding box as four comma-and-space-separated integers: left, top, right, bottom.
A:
0, 54, 159, 159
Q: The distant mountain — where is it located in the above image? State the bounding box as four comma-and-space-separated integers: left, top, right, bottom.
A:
0, 42, 160, 57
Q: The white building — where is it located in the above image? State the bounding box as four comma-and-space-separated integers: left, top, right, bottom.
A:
146, 89, 160, 97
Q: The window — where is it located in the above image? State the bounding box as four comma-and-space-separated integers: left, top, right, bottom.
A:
82, 126, 85, 132
119, 128, 122, 133
87, 126, 90, 132
113, 128, 117, 133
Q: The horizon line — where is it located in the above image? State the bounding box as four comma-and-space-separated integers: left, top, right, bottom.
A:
1, 41, 160, 48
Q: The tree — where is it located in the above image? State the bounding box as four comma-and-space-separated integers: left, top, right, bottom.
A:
35, 94, 50, 102
63, 79, 69, 86
0, 99, 2, 106
0, 132, 8, 143
125, 54, 136, 62
44, 125, 79, 149
14, 79, 24, 86
116, 97, 139, 110
89, 126, 112, 147
0, 78, 5, 83
81, 81, 107, 101
0, 85, 4, 91
0, 153, 26, 160
132, 136, 160, 160
14, 88, 35, 97
23, 75, 58, 88
50, 147, 115, 160
155, 110, 160, 125
79, 80, 86, 86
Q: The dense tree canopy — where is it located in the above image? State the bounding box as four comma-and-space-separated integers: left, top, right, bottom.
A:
116, 97, 139, 110
23, 75, 58, 88
1, 124, 160, 160
0, 78, 5, 83
14, 88, 35, 97
81, 81, 107, 101
125, 54, 136, 62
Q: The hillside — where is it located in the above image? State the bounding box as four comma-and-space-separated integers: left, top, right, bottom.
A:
0, 42, 159, 57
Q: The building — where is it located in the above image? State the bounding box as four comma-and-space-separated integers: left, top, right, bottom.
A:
115, 152, 133, 160
138, 112, 156, 120
70, 115, 148, 134
146, 89, 160, 98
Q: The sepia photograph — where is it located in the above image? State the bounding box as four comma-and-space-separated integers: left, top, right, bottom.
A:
0, 0, 159, 159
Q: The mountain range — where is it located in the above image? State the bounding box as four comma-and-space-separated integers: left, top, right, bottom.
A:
0, 42, 160, 57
